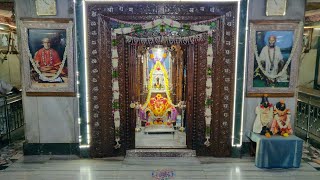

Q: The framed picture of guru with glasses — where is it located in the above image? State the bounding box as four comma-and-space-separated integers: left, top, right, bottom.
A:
247, 21, 302, 97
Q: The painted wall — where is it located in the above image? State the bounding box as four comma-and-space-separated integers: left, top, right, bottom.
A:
15, 0, 78, 150
0, 54, 21, 87
243, 0, 305, 141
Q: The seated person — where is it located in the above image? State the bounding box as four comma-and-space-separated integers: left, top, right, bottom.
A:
33, 38, 67, 82
271, 99, 293, 136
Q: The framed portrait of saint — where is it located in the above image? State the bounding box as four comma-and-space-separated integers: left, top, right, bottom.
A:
247, 21, 302, 97
20, 19, 74, 96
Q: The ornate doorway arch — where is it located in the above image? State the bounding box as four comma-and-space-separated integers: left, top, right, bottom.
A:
86, 2, 237, 157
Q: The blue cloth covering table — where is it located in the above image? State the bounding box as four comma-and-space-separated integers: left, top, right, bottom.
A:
247, 131, 303, 168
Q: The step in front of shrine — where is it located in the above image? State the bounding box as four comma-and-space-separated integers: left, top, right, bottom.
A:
126, 149, 196, 157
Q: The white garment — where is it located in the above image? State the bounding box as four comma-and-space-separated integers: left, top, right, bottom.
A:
260, 46, 282, 75
0, 80, 13, 95
252, 105, 273, 133
259, 46, 289, 82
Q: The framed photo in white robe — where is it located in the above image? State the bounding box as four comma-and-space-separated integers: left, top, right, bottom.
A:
247, 21, 302, 97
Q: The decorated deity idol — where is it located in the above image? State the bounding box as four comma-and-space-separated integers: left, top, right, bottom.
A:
253, 94, 273, 135
271, 99, 293, 136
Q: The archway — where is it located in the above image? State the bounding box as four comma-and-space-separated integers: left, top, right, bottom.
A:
86, 2, 238, 157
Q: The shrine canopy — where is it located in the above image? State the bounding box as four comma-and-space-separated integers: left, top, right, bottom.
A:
108, 17, 219, 45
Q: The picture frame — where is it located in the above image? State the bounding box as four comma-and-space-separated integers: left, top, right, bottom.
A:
0, 26, 18, 56
35, 0, 57, 16
247, 21, 302, 97
265, 0, 287, 16
303, 28, 313, 53
20, 19, 75, 96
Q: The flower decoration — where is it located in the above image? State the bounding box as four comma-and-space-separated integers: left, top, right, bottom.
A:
210, 22, 216, 28
112, 39, 118, 46
130, 102, 136, 109
208, 36, 213, 44
205, 99, 213, 106
149, 49, 169, 64
110, 17, 220, 149
133, 25, 142, 32
148, 94, 171, 116
252, 21, 303, 80
183, 24, 190, 30
27, 22, 72, 82
160, 24, 165, 32
112, 71, 119, 78
207, 68, 212, 76
163, 53, 167, 59
204, 30, 214, 147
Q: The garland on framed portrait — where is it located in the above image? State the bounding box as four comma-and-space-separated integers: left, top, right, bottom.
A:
247, 21, 303, 97
20, 19, 75, 96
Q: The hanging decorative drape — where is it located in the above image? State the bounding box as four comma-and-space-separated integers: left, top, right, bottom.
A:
125, 33, 207, 45
110, 18, 217, 149
204, 31, 213, 147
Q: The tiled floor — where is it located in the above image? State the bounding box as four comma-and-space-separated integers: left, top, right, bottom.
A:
0, 141, 320, 180
0, 156, 319, 180
135, 128, 186, 148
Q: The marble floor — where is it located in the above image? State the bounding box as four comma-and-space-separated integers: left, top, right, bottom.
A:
0, 141, 320, 180
0, 155, 319, 180
135, 127, 186, 148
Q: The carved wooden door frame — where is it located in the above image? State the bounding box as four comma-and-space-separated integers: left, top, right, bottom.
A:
87, 2, 237, 157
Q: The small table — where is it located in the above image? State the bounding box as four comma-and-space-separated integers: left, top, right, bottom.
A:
247, 131, 303, 168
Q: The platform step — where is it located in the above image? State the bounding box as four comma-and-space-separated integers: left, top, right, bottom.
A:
123, 156, 201, 166
126, 149, 196, 157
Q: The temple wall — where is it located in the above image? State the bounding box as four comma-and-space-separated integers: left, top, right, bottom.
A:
243, 0, 306, 141
14, 0, 78, 154
12, 0, 307, 155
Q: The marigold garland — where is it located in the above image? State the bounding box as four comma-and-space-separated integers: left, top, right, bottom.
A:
110, 18, 219, 149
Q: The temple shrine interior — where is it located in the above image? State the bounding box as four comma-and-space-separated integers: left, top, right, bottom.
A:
1, 2, 320, 177
135, 45, 187, 148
